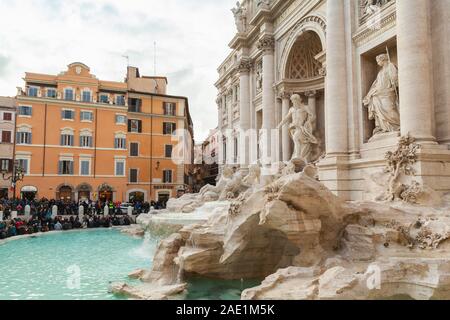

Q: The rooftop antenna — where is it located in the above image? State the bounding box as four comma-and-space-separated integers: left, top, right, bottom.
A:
122, 54, 130, 67
154, 41, 157, 75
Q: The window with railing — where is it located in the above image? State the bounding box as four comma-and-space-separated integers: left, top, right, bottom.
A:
128, 119, 142, 133
60, 134, 74, 146
115, 160, 125, 176
1, 130, 12, 143
163, 102, 176, 116
163, 170, 173, 183
163, 122, 176, 135
130, 143, 139, 157
18, 106, 32, 116
128, 98, 142, 112
129, 169, 138, 183
114, 137, 126, 149
16, 131, 32, 144
80, 135, 93, 148
61, 109, 75, 120
46, 88, 57, 98
80, 111, 93, 122
82, 91, 92, 102
64, 88, 74, 101
99, 94, 109, 104
58, 160, 74, 175
27, 87, 38, 97
116, 95, 126, 106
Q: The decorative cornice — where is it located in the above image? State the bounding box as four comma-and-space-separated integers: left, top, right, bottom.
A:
353, 8, 397, 47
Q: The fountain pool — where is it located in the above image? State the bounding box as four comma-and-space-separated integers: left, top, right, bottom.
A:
0, 229, 257, 300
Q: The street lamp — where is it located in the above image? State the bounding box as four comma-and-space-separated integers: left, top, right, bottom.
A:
1, 160, 25, 201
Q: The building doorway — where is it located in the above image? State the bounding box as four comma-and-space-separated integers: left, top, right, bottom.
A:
0, 188, 8, 200
98, 184, 114, 203
58, 185, 74, 202
157, 191, 171, 208
129, 191, 145, 203
77, 184, 92, 202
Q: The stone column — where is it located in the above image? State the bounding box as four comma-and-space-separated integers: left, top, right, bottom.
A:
216, 96, 222, 130
397, 0, 436, 143
325, 0, 348, 156
238, 59, 253, 166
280, 91, 291, 162
305, 91, 317, 132
258, 35, 276, 164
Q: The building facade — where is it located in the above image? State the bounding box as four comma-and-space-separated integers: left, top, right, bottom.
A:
0, 97, 16, 199
125, 67, 194, 205
14, 63, 193, 203
191, 128, 219, 192
216, 0, 450, 200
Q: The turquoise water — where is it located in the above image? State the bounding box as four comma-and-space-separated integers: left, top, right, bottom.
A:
185, 277, 261, 300
0, 229, 258, 300
0, 229, 157, 300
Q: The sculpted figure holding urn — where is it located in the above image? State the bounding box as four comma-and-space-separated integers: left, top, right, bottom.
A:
363, 53, 400, 136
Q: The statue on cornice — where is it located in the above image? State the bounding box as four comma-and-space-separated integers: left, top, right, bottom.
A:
277, 94, 318, 163
362, 0, 391, 16
363, 53, 400, 136
231, 1, 247, 33
256, 0, 272, 8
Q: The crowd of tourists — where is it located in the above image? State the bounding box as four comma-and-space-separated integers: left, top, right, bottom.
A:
0, 197, 164, 240
0, 198, 166, 218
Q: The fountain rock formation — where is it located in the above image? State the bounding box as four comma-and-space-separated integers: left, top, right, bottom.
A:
114, 146, 450, 300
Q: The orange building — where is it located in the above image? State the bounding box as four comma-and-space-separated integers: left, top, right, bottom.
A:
14, 63, 193, 203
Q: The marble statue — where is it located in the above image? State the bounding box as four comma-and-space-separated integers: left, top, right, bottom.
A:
231, 2, 247, 33
255, 66, 263, 93
362, 0, 381, 15
198, 166, 234, 199
242, 164, 261, 188
363, 53, 400, 136
277, 94, 318, 163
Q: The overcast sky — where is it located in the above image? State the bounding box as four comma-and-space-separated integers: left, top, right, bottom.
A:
0, 0, 237, 142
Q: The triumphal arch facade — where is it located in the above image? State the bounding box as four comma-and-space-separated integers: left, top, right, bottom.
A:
215, 0, 450, 201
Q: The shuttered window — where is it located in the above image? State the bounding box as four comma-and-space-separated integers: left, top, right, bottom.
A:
129, 169, 138, 183
163, 102, 176, 116
61, 134, 74, 146
163, 122, 176, 135
16, 132, 32, 144
165, 145, 173, 158
163, 170, 172, 183
130, 143, 139, 157
1, 131, 12, 143
61, 110, 75, 120
58, 160, 74, 175
128, 119, 142, 133
80, 136, 93, 148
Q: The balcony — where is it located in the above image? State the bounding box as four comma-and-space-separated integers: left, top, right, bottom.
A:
17, 87, 128, 108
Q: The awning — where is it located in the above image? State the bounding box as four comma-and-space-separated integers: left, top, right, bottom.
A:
21, 186, 37, 192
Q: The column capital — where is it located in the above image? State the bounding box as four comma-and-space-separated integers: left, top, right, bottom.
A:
304, 90, 317, 98
237, 58, 253, 73
257, 35, 275, 54
277, 90, 292, 100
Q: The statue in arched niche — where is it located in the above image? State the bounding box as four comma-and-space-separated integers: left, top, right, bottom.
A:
277, 94, 318, 163
363, 53, 400, 136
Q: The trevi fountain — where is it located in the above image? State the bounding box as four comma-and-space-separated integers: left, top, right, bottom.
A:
111, 0, 450, 300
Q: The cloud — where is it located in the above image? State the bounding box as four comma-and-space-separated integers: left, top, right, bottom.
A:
0, 0, 237, 141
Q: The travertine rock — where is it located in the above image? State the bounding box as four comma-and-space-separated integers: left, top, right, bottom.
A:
117, 163, 450, 300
